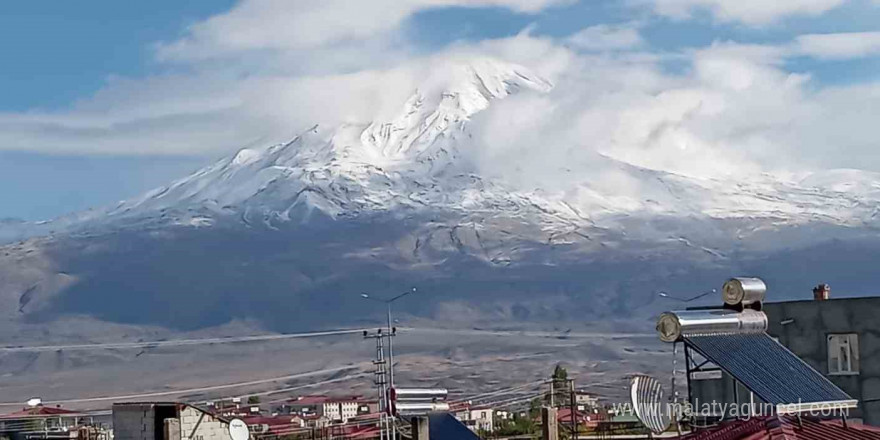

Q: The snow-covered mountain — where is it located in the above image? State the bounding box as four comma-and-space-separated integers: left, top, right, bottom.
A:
4, 58, 880, 333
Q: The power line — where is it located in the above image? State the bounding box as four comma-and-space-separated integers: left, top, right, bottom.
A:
0, 365, 362, 407
478, 393, 546, 410
262, 373, 371, 404
0, 326, 649, 354
400, 327, 654, 339
0, 328, 370, 353
450, 380, 547, 404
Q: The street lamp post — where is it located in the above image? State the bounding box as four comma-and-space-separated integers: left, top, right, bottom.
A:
361, 287, 417, 440
657, 288, 716, 303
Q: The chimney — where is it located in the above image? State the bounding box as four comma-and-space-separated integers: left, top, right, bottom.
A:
813, 283, 830, 301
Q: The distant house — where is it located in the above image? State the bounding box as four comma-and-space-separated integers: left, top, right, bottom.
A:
574, 391, 599, 411
453, 404, 495, 432
281, 395, 376, 423
0, 405, 104, 440
205, 398, 250, 418
555, 407, 596, 430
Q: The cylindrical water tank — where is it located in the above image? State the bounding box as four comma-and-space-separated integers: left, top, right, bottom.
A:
394, 402, 450, 416
392, 388, 448, 401
721, 277, 766, 308
656, 309, 767, 342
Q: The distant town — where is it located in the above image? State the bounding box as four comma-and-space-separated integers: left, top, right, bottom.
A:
3, 278, 880, 440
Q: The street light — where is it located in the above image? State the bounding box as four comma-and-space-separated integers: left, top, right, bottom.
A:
361, 287, 417, 440
361, 288, 416, 385
657, 288, 716, 303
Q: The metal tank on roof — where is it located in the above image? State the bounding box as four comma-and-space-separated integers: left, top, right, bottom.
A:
656, 309, 768, 342
721, 277, 766, 309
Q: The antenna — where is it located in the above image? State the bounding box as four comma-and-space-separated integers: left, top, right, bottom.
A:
228, 418, 250, 440
630, 375, 671, 435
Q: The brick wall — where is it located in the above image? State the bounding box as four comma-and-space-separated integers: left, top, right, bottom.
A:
178, 405, 233, 440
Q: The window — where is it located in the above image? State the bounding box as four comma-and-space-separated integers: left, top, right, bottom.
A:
828, 333, 859, 375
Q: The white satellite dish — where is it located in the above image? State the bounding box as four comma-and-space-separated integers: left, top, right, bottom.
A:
27, 398, 42, 407
630, 375, 671, 435
228, 418, 250, 440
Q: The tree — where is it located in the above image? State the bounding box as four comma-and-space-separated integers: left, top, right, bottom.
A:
496, 412, 537, 436
552, 364, 568, 381
247, 395, 261, 404
529, 397, 543, 418
550, 364, 570, 407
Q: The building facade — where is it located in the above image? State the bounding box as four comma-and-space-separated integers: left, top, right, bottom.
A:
453, 405, 495, 432
279, 396, 374, 424
764, 295, 880, 425
112, 402, 234, 440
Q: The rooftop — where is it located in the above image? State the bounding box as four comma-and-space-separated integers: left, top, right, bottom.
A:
681, 416, 880, 440
0, 406, 79, 419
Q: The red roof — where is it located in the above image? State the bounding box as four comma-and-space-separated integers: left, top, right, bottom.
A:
350, 412, 381, 421
681, 416, 880, 440
0, 406, 79, 419
241, 415, 302, 426
555, 408, 596, 426
347, 425, 381, 439
290, 395, 330, 405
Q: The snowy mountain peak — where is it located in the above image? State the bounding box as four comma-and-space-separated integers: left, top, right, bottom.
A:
20, 56, 880, 261
360, 59, 552, 160
102, 59, 556, 225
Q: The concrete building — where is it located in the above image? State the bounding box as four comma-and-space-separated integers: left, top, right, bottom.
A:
112, 402, 234, 440
454, 405, 495, 432
279, 395, 374, 423
574, 391, 600, 411
688, 286, 880, 426
764, 293, 880, 425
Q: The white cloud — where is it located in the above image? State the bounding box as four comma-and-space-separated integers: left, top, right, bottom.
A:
158, 0, 571, 61
464, 36, 880, 188
795, 32, 880, 59
648, 0, 848, 25
566, 23, 644, 51
3, 0, 880, 197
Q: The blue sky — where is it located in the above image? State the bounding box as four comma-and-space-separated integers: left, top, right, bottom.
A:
1, 1, 233, 219
2, 0, 880, 219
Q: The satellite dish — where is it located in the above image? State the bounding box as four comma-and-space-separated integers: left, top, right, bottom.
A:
229, 418, 250, 440
27, 398, 42, 407
630, 375, 671, 434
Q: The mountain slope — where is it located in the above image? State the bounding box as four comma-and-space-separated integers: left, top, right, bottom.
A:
3, 58, 880, 334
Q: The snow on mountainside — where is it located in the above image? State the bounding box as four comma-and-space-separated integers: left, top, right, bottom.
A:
5, 57, 880, 335
5, 57, 880, 256
106, 60, 553, 223
49, 58, 877, 247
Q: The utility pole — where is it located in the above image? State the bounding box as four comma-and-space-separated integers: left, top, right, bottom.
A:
361, 287, 416, 440
568, 379, 577, 440
364, 329, 389, 440
542, 407, 558, 440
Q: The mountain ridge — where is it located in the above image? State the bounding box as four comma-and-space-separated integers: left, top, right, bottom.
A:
3, 57, 880, 334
